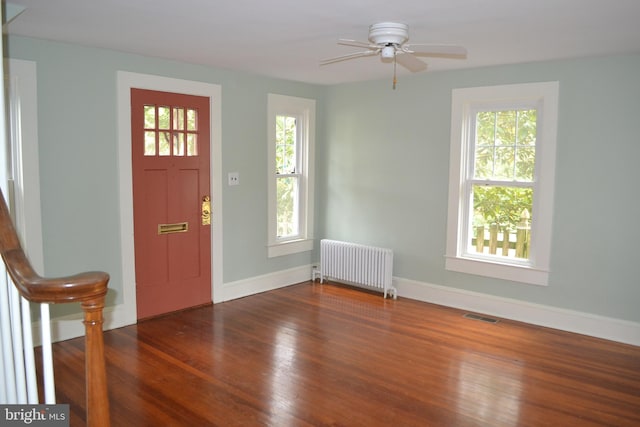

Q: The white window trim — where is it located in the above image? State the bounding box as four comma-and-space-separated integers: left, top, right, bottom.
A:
267, 94, 315, 257
445, 82, 559, 286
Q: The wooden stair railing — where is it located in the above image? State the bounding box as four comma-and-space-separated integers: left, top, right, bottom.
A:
0, 188, 110, 427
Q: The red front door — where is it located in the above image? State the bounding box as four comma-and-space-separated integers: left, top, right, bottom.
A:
131, 88, 211, 319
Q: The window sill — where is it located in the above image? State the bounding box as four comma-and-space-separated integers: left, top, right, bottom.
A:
268, 238, 313, 258
445, 255, 549, 286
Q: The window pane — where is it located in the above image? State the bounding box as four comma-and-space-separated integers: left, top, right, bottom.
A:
173, 107, 185, 130
158, 106, 170, 129
173, 132, 185, 156
159, 131, 171, 156
476, 111, 495, 145
517, 110, 537, 145
276, 115, 296, 174
494, 147, 515, 180
144, 131, 156, 156
516, 147, 535, 180
475, 109, 536, 182
277, 176, 299, 238
471, 185, 533, 259
496, 111, 516, 145
187, 134, 198, 156
144, 105, 156, 129
187, 109, 197, 131
474, 146, 494, 179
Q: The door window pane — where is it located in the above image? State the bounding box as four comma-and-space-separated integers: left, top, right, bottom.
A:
144, 104, 200, 157
158, 106, 170, 129
159, 131, 171, 156
187, 134, 198, 156
173, 107, 184, 130
187, 109, 197, 131
144, 131, 156, 156
144, 105, 156, 128
173, 132, 185, 156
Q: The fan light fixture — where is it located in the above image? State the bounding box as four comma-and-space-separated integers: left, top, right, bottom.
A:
381, 45, 395, 59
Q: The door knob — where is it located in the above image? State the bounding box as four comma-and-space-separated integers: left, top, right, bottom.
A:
202, 196, 211, 225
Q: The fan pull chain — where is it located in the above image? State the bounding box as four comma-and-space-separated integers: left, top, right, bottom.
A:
393, 54, 397, 89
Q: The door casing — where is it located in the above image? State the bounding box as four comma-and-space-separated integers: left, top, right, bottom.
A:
117, 72, 223, 327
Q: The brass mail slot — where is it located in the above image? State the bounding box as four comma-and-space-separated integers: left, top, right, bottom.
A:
158, 222, 188, 235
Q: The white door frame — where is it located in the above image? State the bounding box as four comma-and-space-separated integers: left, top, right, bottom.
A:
5, 59, 44, 270
116, 72, 223, 327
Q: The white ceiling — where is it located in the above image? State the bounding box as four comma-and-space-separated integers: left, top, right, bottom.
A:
5, 0, 640, 85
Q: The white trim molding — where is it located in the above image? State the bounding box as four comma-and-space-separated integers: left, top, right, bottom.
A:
220, 265, 313, 302
36, 267, 639, 348
395, 276, 640, 347
5, 59, 44, 271
116, 71, 224, 327
34, 266, 312, 344
446, 81, 559, 286
30, 301, 136, 345
267, 93, 316, 258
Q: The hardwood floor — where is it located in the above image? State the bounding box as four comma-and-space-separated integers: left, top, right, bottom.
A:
46, 281, 640, 426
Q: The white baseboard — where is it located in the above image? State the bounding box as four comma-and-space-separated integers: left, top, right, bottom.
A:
220, 264, 313, 302
395, 276, 640, 347
31, 301, 138, 345
34, 265, 312, 344
34, 267, 639, 348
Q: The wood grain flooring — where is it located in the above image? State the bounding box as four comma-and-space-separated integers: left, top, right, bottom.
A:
44, 281, 640, 426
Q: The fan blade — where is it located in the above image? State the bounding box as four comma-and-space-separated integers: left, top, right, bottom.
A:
337, 39, 377, 49
403, 44, 467, 59
320, 49, 379, 66
395, 52, 428, 72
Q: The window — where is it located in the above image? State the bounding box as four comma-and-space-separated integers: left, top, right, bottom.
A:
445, 82, 559, 285
267, 94, 315, 257
143, 105, 199, 156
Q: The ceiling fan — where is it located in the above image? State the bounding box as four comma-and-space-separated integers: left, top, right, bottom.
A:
320, 22, 467, 88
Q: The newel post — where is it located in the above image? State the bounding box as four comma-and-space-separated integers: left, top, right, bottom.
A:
81, 295, 110, 427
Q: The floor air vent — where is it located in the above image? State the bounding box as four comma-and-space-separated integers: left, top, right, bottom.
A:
463, 313, 499, 324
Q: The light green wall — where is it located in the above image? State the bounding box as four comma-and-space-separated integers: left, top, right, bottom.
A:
6, 36, 325, 316
320, 54, 640, 322
6, 35, 640, 324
